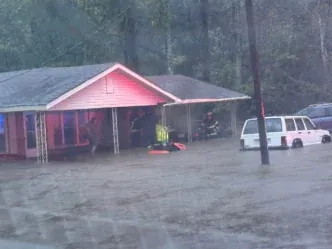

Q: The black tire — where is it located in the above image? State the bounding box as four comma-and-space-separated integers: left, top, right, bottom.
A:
292, 140, 303, 149
322, 135, 331, 144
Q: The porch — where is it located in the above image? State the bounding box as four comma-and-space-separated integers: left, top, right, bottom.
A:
1, 106, 164, 162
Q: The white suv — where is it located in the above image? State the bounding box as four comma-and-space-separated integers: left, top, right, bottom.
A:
240, 116, 331, 150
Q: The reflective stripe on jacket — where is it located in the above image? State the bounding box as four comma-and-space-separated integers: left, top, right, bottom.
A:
156, 124, 168, 142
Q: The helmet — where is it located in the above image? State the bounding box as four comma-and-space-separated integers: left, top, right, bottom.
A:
207, 112, 213, 116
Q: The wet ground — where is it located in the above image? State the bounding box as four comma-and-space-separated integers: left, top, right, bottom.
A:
0, 138, 332, 249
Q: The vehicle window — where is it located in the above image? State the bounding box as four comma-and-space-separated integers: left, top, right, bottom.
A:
285, 118, 296, 131
296, 106, 326, 119
303, 118, 315, 130
243, 120, 258, 134
243, 118, 282, 134
295, 118, 305, 130
307, 107, 326, 119
326, 107, 332, 117
295, 106, 313, 116
265, 118, 282, 132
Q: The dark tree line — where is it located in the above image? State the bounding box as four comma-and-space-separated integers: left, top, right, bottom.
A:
1, 0, 332, 113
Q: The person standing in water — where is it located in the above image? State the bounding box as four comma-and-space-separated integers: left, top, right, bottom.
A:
130, 108, 141, 148
86, 117, 99, 154
140, 108, 156, 147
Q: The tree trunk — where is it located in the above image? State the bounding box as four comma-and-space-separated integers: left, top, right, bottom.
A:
123, 5, 139, 72
235, 37, 242, 87
318, 12, 329, 88
232, 0, 242, 87
199, 0, 210, 82
164, 0, 173, 75
165, 25, 173, 74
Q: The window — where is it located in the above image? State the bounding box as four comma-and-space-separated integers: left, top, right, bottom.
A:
243, 120, 258, 134
265, 118, 282, 133
105, 77, 114, 94
307, 107, 326, 119
63, 111, 77, 145
243, 118, 282, 134
26, 114, 36, 149
285, 118, 296, 131
303, 118, 315, 130
52, 110, 89, 147
326, 107, 332, 117
296, 106, 326, 119
0, 114, 6, 152
295, 118, 305, 130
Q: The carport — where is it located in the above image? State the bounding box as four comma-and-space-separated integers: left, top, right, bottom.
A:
146, 75, 250, 142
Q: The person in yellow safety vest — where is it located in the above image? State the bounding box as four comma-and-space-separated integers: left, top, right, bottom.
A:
156, 123, 169, 143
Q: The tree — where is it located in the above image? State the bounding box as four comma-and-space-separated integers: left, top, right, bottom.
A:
199, 0, 210, 81
1, 0, 332, 114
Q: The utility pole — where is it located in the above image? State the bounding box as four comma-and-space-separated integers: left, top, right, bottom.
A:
245, 0, 270, 165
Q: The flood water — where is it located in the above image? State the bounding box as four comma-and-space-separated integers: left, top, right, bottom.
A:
0, 138, 332, 248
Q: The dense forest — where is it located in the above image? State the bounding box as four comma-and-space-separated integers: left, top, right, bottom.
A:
1, 0, 332, 113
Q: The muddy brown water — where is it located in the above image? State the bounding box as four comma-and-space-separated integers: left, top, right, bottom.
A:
0, 138, 332, 248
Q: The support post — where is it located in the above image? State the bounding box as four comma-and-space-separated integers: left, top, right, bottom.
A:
186, 104, 192, 143
230, 102, 237, 136
112, 108, 119, 154
245, 0, 270, 165
161, 105, 167, 127
35, 112, 48, 164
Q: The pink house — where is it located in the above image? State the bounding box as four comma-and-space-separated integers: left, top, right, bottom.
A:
0, 62, 249, 163
0, 63, 180, 162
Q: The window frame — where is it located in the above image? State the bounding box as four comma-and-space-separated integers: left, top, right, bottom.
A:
105, 77, 114, 94
294, 118, 306, 131
285, 118, 296, 131
243, 117, 283, 135
303, 118, 315, 130
53, 110, 90, 148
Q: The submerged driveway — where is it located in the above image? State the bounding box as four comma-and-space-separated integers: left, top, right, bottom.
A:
0, 139, 332, 249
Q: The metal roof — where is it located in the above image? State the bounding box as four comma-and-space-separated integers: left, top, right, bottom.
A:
0, 63, 114, 110
145, 75, 250, 103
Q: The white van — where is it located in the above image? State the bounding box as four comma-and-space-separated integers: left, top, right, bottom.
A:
240, 116, 331, 150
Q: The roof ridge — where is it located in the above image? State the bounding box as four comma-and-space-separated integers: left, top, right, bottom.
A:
0, 62, 117, 74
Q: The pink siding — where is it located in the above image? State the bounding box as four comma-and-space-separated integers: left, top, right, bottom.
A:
51, 71, 167, 111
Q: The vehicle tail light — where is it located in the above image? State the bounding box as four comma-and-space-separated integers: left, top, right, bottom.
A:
281, 136, 287, 146
240, 139, 245, 149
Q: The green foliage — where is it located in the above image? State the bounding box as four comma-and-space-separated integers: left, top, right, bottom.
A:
0, 0, 332, 114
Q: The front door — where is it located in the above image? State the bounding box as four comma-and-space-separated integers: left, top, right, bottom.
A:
294, 118, 309, 145
24, 112, 37, 157
303, 117, 320, 144
0, 114, 7, 153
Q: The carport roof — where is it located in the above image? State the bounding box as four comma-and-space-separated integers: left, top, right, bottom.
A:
145, 75, 250, 105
